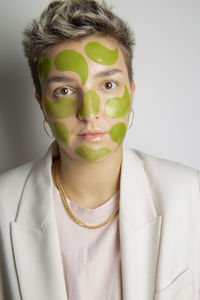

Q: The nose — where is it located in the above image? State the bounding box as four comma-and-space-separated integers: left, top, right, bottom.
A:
78, 90, 101, 121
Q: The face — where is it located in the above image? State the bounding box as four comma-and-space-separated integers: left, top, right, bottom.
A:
36, 35, 135, 163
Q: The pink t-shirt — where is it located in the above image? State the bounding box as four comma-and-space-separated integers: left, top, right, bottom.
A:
53, 184, 123, 300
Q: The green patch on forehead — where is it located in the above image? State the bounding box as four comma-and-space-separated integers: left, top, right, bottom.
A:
105, 85, 131, 119
85, 42, 118, 65
44, 97, 76, 119
78, 90, 100, 119
37, 57, 52, 83
53, 122, 70, 147
75, 146, 111, 163
110, 122, 126, 146
55, 50, 88, 85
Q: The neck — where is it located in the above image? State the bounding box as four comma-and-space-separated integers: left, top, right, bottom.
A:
52, 145, 123, 209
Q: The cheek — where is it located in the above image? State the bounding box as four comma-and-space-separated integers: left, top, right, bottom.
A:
53, 122, 70, 147
105, 85, 131, 119
109, 122, 127, 146
43, 97, 77, 119
42, 98, 73, 147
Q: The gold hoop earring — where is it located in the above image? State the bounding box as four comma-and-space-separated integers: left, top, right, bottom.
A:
43, 119, 54, 139
128, 108, 134, 129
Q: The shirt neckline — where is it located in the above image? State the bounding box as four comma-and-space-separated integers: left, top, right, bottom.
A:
53, 183, 120, 224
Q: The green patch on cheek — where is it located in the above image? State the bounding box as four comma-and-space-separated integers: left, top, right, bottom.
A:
105, 85, 131, 118
85, 42, 118, 65
37, 57, 52, 83
44, 97, 76, 119
78, 90, 100, 119
55, 50, 88, 85
75, 146, 111, 163
53, 122, 70, 147
110, 122, 127, 146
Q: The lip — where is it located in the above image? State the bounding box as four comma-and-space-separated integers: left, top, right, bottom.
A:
79, 130, 106, 135
79, 131, 107, 141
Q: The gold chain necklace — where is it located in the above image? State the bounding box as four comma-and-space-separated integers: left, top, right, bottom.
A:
54, 159, 120, 229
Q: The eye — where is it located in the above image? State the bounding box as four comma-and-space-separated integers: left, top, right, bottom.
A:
54, 87, 73, 97
103, 81, 117, 90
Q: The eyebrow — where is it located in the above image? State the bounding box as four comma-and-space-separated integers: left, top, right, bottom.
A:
94, 68, 122, 78
46, 68, 122, 85
46, 76, 76, 85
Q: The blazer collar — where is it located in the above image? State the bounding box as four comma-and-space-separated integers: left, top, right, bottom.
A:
11, 141, 162, 300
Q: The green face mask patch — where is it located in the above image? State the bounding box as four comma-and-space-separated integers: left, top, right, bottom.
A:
78, 90, 100, 119
105, 85, 130, 118
44, 97, 76, 119
37, 57, 52, 83
53, 121, 70, 147
55, 50, 88, 85
110, 122, 127, 146
85, 42, 118, 66
75, 146, 111, 163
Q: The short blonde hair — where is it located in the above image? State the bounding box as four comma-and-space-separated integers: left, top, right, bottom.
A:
22, 0, 135, 99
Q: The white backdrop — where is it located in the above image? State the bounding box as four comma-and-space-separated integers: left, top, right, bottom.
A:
0, 0, 199, 173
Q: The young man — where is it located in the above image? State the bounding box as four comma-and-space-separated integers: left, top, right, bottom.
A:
0, 1, 200, 299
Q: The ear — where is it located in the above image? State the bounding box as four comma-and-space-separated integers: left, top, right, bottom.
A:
131, 81, 136, 96
35, 92, 48, 122
130, 81, 136, 105
35, 92, 42, 109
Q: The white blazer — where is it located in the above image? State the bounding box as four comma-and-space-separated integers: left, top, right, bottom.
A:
0, 141, 200, 300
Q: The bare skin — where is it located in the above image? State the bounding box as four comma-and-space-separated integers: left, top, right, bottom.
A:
35, 35, 135, 209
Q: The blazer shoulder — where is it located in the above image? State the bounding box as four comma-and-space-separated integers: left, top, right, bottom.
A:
131, 148, 198, 176
0, 160, 35, 187
129, 148, 200, 214
0, 161, 36, 213
129, 148, 200, 198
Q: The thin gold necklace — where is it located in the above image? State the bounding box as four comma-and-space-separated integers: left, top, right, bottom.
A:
54, 159, 120, 229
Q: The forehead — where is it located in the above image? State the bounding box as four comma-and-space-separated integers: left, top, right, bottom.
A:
46, 35, 127, 70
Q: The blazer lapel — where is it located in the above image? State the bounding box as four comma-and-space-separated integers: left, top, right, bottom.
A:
10, 141, 68, 300
119, 145, 162, 300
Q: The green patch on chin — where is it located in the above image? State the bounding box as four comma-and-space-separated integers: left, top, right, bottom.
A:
110, 122, 127, 146
75, 146, 111, 163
